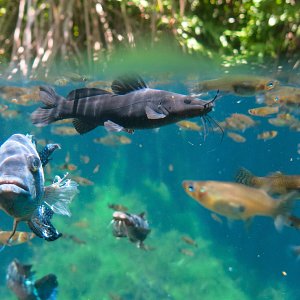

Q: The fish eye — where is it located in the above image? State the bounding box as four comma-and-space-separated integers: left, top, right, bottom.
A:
188, 184, 194, 192
184, 98, 191, 104
266, 81, 274, 89
28, 156, 41, 172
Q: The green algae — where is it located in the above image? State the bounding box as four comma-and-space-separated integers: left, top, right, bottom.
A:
27, 183, 256, 300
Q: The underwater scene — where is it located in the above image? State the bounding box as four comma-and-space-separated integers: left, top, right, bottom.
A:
0, 51, 299, 300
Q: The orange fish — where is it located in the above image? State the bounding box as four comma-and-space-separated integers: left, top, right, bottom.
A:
182, 180, 299, 227
257, 130, 278, 140
235, 167, 300, 194
181, 235, 198, 247
72, 176, 94, 186
0, 231, 35, 246
227, 132, 246, 143
248, 106, 279, 117
176, 120, 202, 131
192, 75, 278, 96
179, 248, 195, 257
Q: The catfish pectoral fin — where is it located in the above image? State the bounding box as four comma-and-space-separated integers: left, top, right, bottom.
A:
27, 205, 62, 241
73, 118, 98, 134
145, 106, 167, 119
104, 120, 126, 132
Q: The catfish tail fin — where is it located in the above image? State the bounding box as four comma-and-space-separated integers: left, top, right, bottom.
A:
31, 86, 65, 126
235, 167, 255, 186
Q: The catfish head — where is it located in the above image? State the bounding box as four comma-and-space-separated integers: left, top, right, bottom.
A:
145, 89, 215, 124
0, 134, 44, 220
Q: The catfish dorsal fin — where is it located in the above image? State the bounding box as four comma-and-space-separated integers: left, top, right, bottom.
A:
111, 74, 148, 95
66, 88, 111, 100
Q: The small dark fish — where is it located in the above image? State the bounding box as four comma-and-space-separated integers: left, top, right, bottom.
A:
181, 235, 198, 247
111, 211, 151, 249
6, 258, 58, 300
0, 134, 78, 242
31, 74, 216, 134
108, 203, 128, 212
62, 233, 86, 245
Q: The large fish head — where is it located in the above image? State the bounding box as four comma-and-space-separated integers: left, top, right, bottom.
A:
111, 211, 133, 237
161, 91, 214, 119
0, 134, 44, 219
182, 180, 211, 205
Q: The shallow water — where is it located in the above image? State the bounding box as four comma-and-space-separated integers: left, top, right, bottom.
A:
0, 55, 299, 299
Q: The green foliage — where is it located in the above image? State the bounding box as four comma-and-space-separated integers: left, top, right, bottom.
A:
0, 0, 299, 77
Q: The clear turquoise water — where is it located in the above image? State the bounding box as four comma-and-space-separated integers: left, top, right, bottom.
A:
0, 56, 299, 299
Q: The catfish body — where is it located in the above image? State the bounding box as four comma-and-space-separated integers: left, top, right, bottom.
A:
31, 75, 215, 134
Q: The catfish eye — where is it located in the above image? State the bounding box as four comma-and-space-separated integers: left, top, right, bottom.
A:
188, 184, 194, 192
184, 98, 191, 104
28, 155, 41, 172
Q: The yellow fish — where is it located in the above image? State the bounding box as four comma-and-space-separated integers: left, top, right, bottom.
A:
176, 120, 202, 131
192, 75, 279, 96
257, 130, 278, 140
235, 167, 300, 194
182, 180, 298, 227
227, 132, 246, 143
248, 106, 279, 117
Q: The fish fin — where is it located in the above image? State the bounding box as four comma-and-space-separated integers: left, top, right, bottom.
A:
72, 118, 98, 134
31, 86, 64, 126
104, 120, 125, 132
6, 219, 19, 244
27, 205, 62, 241
244, 218, 253, 232
145, 105, 167, 119
269, 171, 284, 177
66, 88, 111, 100
274, 215, 286, 232
139, 212, 146, 219
43, 174, 78, 216
275, 191, 300, 230
111, 74, 147, 95
34, 274, 58, 300
288, 245, 300, 261
235, 167, 255, 186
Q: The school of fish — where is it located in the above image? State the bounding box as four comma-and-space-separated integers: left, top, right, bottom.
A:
0, 72, 299, 298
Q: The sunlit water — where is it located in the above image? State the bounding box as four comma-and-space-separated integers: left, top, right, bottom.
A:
0, 53, 299, 299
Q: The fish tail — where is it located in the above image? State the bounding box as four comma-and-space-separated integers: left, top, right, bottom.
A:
31, 86, 64, 126
274, 192, 300, 231
235, 167, 254, 186
34, 274, 58, 299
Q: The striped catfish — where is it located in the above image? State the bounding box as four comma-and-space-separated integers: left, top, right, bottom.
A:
31, 75, 217, 134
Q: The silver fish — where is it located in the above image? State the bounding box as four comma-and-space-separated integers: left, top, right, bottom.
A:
112, 211, 151, 249
0, 134, 78, 242
6, 258, 58, 300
